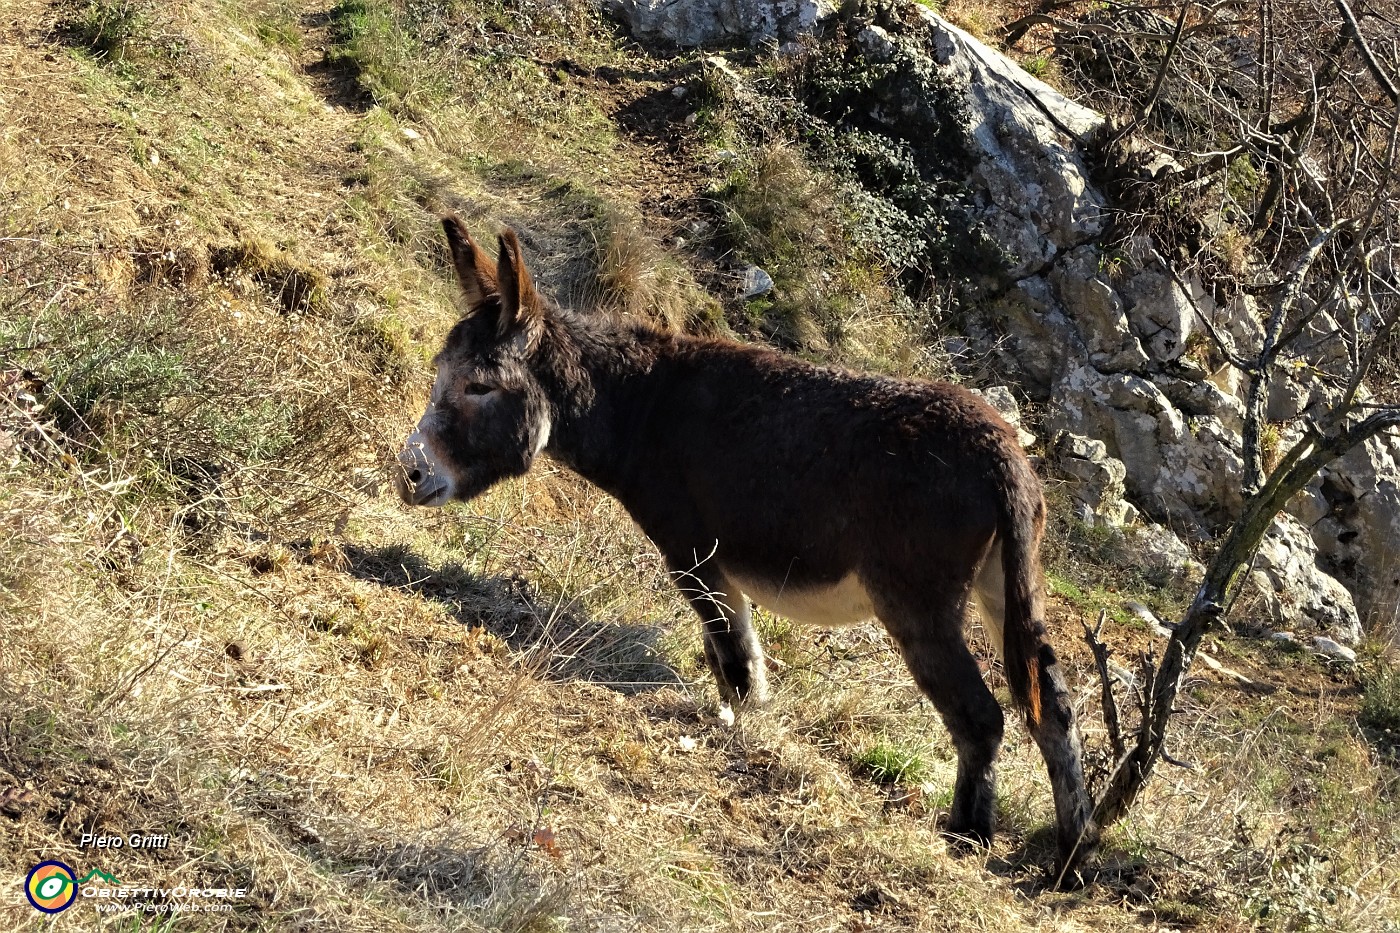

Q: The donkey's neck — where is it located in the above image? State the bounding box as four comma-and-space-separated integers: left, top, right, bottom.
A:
537, 311, 673, 497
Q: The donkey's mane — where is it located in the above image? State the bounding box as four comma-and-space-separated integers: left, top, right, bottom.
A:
532, 298, 674, 417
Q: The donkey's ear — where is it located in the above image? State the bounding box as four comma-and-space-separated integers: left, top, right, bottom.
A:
442, 215, 499, 312
495, 228, 543, 352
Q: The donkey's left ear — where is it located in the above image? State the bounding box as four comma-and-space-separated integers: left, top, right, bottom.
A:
495, 228, 543, 354
442, 215, 498, 313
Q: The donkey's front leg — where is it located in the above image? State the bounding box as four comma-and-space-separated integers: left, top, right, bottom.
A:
669, 561, 768, 707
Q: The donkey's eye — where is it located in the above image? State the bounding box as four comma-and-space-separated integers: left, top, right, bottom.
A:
464, 383, 495, 397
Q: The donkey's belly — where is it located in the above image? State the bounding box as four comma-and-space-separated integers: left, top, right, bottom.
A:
731, 571, 876, 627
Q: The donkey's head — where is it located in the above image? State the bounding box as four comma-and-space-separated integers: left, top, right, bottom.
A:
397, 217, 554, 507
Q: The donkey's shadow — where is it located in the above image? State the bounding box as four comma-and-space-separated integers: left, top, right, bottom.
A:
343, 543, 684, 694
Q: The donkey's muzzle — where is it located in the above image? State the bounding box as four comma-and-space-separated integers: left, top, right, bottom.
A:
397, 436, 452, 507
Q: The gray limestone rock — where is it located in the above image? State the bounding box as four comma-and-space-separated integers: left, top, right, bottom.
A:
1249, 515, 1363, 644
608, 0, 835, 48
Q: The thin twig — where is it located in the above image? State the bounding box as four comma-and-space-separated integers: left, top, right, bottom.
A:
1083, 610, 1126, 760
1336, 0, 1400, 104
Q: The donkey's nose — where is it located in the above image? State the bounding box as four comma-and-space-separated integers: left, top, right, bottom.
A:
397, 434, 452, 507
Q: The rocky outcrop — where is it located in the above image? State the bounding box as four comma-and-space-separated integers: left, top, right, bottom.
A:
970, 385, 1036, 448
1053, 432, 1136, 526
1249, 515, 1363, 644
1302, 435, 1400, 624
607, 0, 834, 47
917, 15, 1105, 276
1051, 432, 1203, 585
897, 10, 1395, 641
1049, 364, 1246, 526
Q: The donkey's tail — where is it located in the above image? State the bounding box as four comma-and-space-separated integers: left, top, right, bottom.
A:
997, 457, 1048, 730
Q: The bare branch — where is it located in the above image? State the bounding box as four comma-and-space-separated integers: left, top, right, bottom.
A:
1161, 749, 1200, 770
1084, 610, 1127, 761
1109, 0, 1195, 148
1336, 0, 1400, 105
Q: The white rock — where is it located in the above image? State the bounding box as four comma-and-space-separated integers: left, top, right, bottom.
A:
1053, 432, 1136, 526
738, 265, 774, 299
1127, 524, 1203, 581
970, 386, 1036, 447
1124, 600, 1174, 637
1117, 252, 1196, 363
1249, 514, 1363, 644
1311, 637, 1356, 662
608, 0, 835, 47
1048, 247, 1148, 372
918, 10, 1105, 287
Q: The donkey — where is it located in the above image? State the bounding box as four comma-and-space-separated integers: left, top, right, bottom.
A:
398, 216, 1099, 875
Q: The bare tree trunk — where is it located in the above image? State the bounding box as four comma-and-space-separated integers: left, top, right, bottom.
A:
1065, 0, 1400, 834
1092, 411, 1400, 827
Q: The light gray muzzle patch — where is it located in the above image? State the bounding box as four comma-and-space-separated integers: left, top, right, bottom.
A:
397, 428, 453, 507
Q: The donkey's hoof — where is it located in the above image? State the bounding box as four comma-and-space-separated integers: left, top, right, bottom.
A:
1051, 839, 1099, 889
1048, 861, 1093, 891
942, 823, 994, 851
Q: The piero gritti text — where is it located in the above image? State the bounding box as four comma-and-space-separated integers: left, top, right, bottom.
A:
79, 832, 171, 850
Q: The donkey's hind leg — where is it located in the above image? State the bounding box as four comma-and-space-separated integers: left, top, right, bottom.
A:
668, 561, 768, 707
887, 610, 1004, 846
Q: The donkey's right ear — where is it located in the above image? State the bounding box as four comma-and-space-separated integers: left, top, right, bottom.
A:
442, 215, 499, 312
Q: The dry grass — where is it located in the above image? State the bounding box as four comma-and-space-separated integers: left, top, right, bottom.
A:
589, 206, 722, 334
712, 143, 944, 375
2, 0, 1399, 930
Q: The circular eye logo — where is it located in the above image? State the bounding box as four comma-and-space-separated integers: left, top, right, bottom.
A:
26, 861, 78, 913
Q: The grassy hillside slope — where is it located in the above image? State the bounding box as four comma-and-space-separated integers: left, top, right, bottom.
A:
2, 0, 1398, 929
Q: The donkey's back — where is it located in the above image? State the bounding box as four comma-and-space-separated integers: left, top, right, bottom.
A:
594, 337, 1028, 619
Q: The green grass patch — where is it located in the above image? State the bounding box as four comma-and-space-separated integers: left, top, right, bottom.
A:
328, 0, 452, 116
251, 0, 304, 53
1046, 572, 1138, 627
854, 738, 930, 785
1361, 664, 1400, 734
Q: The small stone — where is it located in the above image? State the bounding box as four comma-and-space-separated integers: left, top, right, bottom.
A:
738, 265, 774, 299
1311, 637, 1356, 662
401, 127, 423, 141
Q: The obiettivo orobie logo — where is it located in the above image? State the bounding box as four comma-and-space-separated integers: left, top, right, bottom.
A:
25, 861, 78, 914
24, 863, 123, 914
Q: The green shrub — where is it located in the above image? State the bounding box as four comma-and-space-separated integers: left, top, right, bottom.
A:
62, 0, 190, 74
67, 0, 151, 61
